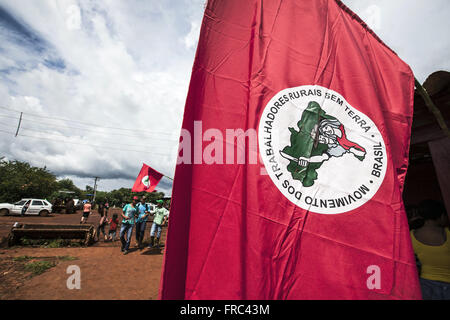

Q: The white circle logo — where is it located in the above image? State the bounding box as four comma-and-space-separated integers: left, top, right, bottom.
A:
142, 175, 151, 189
258, 85, 387, 214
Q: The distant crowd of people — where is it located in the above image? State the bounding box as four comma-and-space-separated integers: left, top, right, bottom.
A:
407, 200, 450, 300
80, 196, 169, 255
120, 197, 168, 254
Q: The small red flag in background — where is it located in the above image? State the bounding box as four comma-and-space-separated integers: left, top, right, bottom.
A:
132, 164, 163, 193
160, 0, 421, 299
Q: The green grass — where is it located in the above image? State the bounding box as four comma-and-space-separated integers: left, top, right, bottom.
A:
20, 238, 38, 246
46, 239, 68, 248
57, 256, 78, 261
24, 260, 56, 275
67, 241, 84, 247
19, 238, 84, 248
13, 255, 33, 262
13, 255, 77, 262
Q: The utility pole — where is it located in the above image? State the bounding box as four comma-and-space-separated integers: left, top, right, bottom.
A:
92, 177, 100, 204
15, 112, 23, 137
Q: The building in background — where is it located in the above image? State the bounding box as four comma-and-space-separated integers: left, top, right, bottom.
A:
404, 71, 450, 220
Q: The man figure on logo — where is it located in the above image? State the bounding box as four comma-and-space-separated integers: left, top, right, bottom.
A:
280, 101, 368, 188
296, 118, 366, 167
135, 196, 150, 250
148, 200, 169, 249
120, 196, 138, 255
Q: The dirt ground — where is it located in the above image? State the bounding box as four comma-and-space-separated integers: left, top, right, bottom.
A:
0, 209, 166, 300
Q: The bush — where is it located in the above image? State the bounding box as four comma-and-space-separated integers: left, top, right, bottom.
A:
13, 255, 33, 262
19, 238, 82, 248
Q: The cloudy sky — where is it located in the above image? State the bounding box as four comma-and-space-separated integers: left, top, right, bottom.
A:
0, 0, 448, 195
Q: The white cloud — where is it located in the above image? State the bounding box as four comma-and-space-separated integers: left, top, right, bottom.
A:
65, 4, 81, 31
342, 0, 450, 82
184, 20, 201, 50
0, 0, 205, 195
0, 0, 448, 196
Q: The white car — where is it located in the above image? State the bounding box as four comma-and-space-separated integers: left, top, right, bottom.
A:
0, 199, 53, 216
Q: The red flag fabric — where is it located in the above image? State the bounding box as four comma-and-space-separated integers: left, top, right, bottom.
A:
131, 164, 163, 193
160, 0, 421, 299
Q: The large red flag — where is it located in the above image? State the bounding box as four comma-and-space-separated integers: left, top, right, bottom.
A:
131, 164, 163, 193
161, 0, 421, 299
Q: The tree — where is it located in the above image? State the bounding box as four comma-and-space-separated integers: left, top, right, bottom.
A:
102, 188, 165, 207
57, 179, 80, 193
0, 160, 58, 203
49, 178, 83, 201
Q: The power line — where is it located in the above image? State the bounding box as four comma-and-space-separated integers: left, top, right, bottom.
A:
0, 121, 175, 151
0, 106, 176, 136
0, 129, 176, 157
0, 113, 178, 141
0, 114, 21, 120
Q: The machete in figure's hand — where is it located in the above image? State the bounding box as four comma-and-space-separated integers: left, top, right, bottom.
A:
279, 151, 309, 168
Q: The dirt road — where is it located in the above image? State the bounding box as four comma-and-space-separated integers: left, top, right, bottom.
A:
0, 210, 167, 300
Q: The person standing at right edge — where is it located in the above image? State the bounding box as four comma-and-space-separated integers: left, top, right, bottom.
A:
411, 200, 450, 300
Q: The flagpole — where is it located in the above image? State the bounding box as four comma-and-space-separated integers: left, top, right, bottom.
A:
164, 175, 174, 181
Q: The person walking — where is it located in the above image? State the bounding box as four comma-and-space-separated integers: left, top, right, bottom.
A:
104, 201, 110, 216
135, 196, 150, 250
65, 198, 75, 214
148, 200, 169, 249
120, 196, 138, 255
81, 201, 91, 224
108, 214, 119, 241
97, 202, 108, 241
